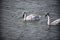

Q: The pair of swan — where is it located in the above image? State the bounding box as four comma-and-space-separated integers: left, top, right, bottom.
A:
22, 11, 60, 25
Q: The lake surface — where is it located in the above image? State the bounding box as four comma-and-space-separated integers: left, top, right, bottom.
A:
1, 0, 60, 40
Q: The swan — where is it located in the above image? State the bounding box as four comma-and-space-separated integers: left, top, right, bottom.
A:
22, 11, 41, 21
45, 13, 60, 25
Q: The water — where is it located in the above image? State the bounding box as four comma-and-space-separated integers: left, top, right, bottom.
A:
1, 0, 60, 40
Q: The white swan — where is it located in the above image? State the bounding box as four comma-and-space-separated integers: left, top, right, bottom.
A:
45, 13, 60, 25
22, 11, 41, 21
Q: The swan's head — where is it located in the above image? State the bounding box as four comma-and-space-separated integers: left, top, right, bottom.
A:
22, 12, 27, 18
45, 12, 50, 17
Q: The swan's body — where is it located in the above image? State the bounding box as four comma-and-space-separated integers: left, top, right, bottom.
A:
45, 13, 60, 25
51, 19, 60, 25
24, 14, 41, 21
22, 12, 41, 21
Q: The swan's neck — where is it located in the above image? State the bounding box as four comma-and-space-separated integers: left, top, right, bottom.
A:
47, 15, 50, 25
24, 14, 27, 20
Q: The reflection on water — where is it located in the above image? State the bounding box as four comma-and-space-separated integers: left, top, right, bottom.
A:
16, 20, 59, 40
42, 25, 59, 40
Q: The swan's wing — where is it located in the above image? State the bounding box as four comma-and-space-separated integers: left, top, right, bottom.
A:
26, 14, 41, 20
51, 19, 60, 25
31, 15, 41, 20
25, 14, 35, 20
34, 16, 40, 20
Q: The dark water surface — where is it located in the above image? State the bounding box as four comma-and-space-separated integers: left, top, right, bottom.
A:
1, 0, 60, 40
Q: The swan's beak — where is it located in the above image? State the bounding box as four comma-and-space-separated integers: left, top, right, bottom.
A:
45, 14, 47, 17
45, 12, 49, 17
22, 12, 26, 18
